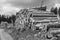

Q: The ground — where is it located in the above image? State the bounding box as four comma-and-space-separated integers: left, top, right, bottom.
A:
0, 27, 44, 40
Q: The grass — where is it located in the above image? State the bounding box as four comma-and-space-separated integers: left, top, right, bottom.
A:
0, 22, 49, 40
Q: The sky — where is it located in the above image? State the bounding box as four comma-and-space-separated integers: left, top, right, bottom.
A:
0, 0, 60, 15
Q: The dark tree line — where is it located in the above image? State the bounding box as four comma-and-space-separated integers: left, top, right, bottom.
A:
59, 8, 60, 16
0, 15, 16, 25
51, 7, 57, 15
51, 7, 60, 16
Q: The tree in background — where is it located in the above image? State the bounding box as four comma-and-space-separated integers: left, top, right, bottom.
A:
11, 15, 16, 26
0, 15, 1, 24
51, 7, 58, 15
58, 8, 60, 17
